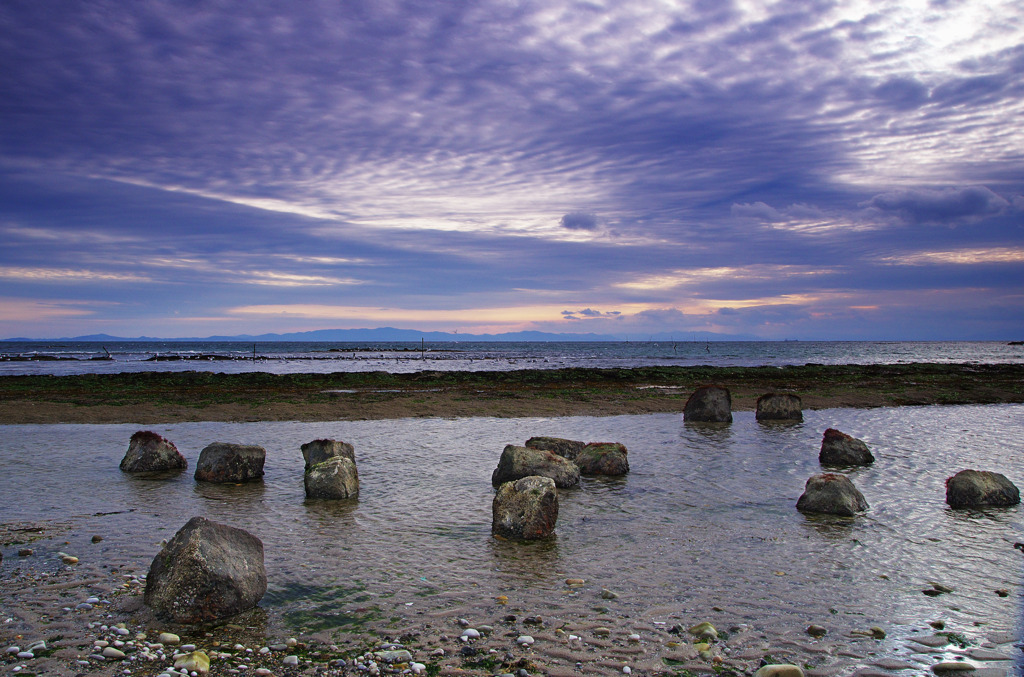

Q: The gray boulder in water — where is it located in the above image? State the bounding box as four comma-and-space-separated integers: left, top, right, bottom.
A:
819, 429, 874, 466
300, 439, 355, 470
945, 470, 1020, 508
492, 444, 580, 488
304, 456, 359, 500
144, 516, 267, 624
575, 442, 629, 476
755, 393, 803, 422
683, 385, 732, 423
796, 473, 869, 516
492, 476, 559, 540
194, 443, 265, 483
120, 431, 187, 473
525, 436, 586, 462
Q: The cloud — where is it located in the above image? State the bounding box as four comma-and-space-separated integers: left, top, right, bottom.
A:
863, 186, 1010, 224
871, 77, 930, 110
561, 307, 621, 320
560, 212, 599, 231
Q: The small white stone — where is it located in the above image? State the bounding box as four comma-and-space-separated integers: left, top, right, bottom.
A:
6, 646, 20, 654
259, 646, 270, 654
286, 637, 298, 648
411, 663, 426, 674
116, 627, 131, 636
623, 667, 632, 675
282, 655, 299, 666
159, 633, 181, 645
17, 651, 34, 659
461, 629, 481, 639
102, 647, 126, 659
86, 597, 101, 604
254, 669, 272, 676
517, 636, 535, 646
628, 634, 641, 642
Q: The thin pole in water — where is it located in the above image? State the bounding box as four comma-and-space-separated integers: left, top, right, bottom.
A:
253, 344, 256, 361
421, 337, 425, 359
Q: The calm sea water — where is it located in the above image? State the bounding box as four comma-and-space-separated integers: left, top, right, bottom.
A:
1, 406, 1021, 673
1, 340, 1022, 375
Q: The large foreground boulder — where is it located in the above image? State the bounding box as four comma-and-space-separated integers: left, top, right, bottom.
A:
755, 393, 803, 422
946, 470, 1020, 508
194, 443, 265, 483
683, 385, 732, 423
819, 429, 874, 466
120, 431, 187, 473
575, 442, 629, 476
305, 457, 359, 499
492, 445, 580, 488
492, 476, 559, 540
796, 473, 869, 516
301, 439, 355, 470
525, 436, 586, 462
144, 516, 267, 624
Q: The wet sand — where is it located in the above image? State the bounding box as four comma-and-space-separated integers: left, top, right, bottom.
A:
2, 363, 1023, 424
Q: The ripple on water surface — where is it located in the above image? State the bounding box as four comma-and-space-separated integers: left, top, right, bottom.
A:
0, 405, 1021, 671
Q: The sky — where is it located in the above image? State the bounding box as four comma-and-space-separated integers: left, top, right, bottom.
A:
1, 0, 1023, 340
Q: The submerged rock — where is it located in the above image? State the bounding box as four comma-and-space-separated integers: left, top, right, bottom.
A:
683, 385, 732, 423
194, 443, 265, 483
300, 439, 355, 470
144, 516, 267, 624
819, 428, 874, 466
796, 473, 869, 516
754, 666, 805, 677
755, 393, 803, 422
525, 436, 586, 462
945, 469, 1020, 508
575, 442, 629, 476
120, 431, 187, 473
304, 456, 359, 499
492, 475, 558, 540
492, 444, 580, 488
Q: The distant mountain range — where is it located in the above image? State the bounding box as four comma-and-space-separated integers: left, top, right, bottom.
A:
3, 326, 759, 342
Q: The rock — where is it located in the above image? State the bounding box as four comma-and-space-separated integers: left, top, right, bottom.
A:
300, 439, 355, 470
524, 437, 586, 462
174, 650, 211, 674
375, 649, 413, 663
575, 443, 629, 476
101, 646, 125, 659
120, 431, 187, 473
688, 622, 717, 640
283, 654, 299, 665
931, 662, 976, 673
492, 476, 558, 540
601, 588, 619, 599
806, 625, 827, 637
491, 445, 580, 488
144, 516, 267, 624
756, 393, 803, 421
91, 535, 103, 543
754, 665, 805, 677
683, 385, 732, 423
304, 456, 359, 499
194, 443, 266, 483
17, 549, 31, 556
517, 636, 535, 646
819, 429, 874, 466
796, 473, 869, 516
945, 470, 1020, 508
158, 632, 180, 645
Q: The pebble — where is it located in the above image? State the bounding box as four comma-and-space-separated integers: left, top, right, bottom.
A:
461, 628, 481, 639
410, 663, 426, 674
16, 651, 34, 659
61, 555, 79, 565
593, 627, 611, 637
102, 647, 126, 659
92, 535, 104, 543
932, 662, 976, 673
911, 635, 954, 648
754, 665, 805, 677
565, 578, 585, 585
517, 635, 535, 646
254, 670, 272, 676
623, 667, 632, 674
283, 655, 299, 666
286, 637, 298, 647
601, 588, 619, 600
628, 634, 641, 642
159, 633, 181, 645
17, 549, 32, 556
806, 625, 827, 638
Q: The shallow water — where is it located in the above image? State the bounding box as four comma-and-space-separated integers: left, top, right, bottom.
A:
1, 405, 1022, 673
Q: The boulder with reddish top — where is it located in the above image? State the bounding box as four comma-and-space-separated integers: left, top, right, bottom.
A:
755, 393, 803, 422
492, 476, 559, 540
819, 429, 874, 466
194, 443, 265, 483
575, 442, 629, 476
492, 444, 580, 488
144, 516, 267, 624
683, 385, 732, 423
525, 437, 586, 462
796, 473, 869, 516
120, 431, 187, 473
300, 439, 355, 470
304, 456, 359, 499
946, 470, 1020, 508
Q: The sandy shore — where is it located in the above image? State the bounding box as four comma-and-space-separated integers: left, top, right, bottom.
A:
1, 363, 1023, 424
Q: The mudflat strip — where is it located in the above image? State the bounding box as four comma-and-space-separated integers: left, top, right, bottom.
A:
1, 363, 1022, 424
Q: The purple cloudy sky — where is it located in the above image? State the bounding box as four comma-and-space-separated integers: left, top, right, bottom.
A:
1, 0, 1022, 339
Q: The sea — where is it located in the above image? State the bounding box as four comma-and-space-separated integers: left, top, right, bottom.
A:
1, 341, 1022, 674
1, 339, 1022, 376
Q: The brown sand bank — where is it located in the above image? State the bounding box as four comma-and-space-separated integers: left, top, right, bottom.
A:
1, 363, 1022, 424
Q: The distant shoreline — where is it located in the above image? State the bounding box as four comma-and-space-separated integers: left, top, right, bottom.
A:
1, 363, 1022, 424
